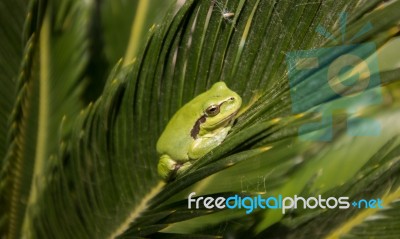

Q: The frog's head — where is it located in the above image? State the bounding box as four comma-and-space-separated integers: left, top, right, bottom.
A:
200, 82, 242, 132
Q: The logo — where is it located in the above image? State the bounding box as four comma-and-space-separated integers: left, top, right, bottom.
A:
187, 192, 383, 214
286, 12, 382, 141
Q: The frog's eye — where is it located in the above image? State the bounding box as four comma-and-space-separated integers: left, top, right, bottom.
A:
205, 105, 220, 117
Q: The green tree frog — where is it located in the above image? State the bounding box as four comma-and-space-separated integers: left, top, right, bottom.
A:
157, 82, 242, 181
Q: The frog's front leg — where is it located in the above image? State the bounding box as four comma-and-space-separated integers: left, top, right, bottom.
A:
158, 155, 192, 181
188, 127, 231, 159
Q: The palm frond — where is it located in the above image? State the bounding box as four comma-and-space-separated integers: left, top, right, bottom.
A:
0, 0, 28, 162
0, 0, 91, 238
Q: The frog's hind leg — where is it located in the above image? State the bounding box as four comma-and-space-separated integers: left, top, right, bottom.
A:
158, 155, 193, 181
158, 155, 181, 181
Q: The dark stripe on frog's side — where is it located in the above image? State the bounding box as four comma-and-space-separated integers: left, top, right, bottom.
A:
190, 115, 206, 139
